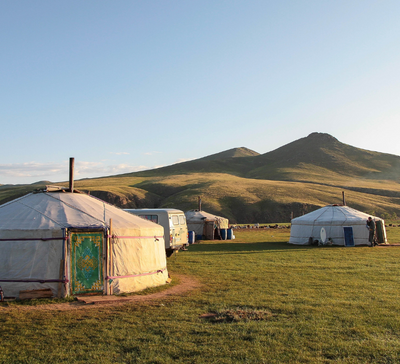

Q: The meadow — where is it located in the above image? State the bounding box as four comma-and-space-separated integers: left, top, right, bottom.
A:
1, 228, 400, 363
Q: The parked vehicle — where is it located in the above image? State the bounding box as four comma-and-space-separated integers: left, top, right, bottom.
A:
124, 208, 188, 256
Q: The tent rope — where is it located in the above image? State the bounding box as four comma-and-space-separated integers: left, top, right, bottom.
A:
0, 278, 69, 283
106, 267, 167, 281
107, 235, 164, 240
0, 237, 67, 241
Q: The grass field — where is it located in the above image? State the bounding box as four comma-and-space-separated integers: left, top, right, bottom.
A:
2, 228, 400, 363
2, 170, 400, 224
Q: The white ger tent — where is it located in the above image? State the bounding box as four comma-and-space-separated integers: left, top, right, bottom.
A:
0, 189, 168, 299
289, 204, 387, 246
185, 209, 229, 240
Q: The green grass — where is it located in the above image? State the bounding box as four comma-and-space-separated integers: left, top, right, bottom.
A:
386, 225, 400, 243
2, 228, 400, 363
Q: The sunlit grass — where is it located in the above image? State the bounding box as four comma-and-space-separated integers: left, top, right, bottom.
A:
2, 228, 400, 363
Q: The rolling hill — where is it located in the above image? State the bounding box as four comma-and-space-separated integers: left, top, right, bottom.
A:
1, 133, 400, 223
133, 133, 400, 182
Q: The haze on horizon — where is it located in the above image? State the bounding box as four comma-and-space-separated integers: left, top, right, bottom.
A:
1, 1, 400, 185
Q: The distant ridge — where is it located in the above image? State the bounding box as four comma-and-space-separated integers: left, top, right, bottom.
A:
30, 180, 52, 185
130, 146, 261, 177
196, 147, 260, 161
1, 132, 400, 223
133, 132, 400, 182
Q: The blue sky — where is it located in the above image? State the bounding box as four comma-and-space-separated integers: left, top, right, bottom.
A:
1, 1, 400, 184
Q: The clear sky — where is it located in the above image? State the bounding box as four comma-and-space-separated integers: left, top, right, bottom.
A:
1, 1, 400, 185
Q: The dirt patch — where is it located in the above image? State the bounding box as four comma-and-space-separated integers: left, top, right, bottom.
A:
200, 308, 276, 323
0, 274, 201, 312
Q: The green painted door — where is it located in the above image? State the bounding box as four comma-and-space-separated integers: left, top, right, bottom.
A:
71, 232, 103, 295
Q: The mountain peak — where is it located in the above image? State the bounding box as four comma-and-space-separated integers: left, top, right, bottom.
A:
200, 147, 260, 161
306, 132, 338, 142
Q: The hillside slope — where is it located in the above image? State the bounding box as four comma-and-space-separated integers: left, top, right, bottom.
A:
130, 147, 260, 177
248, 133, 400, 182
133, 133, 400, 184
1, 133, 400, 223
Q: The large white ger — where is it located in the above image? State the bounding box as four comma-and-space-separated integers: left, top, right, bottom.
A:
289, 205, 386, 246
0, 190, 169, 299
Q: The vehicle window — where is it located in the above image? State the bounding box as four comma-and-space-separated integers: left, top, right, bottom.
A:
179, 215, 186, 225
172, 215, 179, 225
140, 215, 158, 224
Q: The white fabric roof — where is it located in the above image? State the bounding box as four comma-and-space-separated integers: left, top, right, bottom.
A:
0, 192, 160, 231
185, 210, 228, 224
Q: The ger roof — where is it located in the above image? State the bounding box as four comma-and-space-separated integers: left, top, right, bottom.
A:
0, 191, 161, 230
185, 209, 228, 222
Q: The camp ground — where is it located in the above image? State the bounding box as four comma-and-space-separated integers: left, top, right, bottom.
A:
289, 204, 387, 246
0, 187, 169, 299
185, 209, 230, 240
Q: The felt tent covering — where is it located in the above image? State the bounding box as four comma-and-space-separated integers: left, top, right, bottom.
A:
185, 209, 229, 239
0, 190, 168, 298
289, 204, 386, 246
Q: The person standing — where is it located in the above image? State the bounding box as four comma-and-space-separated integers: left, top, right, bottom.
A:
366, 217, 376, 247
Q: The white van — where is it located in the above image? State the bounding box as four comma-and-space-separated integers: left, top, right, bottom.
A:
124, 208, 188, 257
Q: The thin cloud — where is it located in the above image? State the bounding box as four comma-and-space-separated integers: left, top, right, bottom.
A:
0, 162, 65, 178
142, 151, 161, 156
0, 160, 150, 185
72, 161, 148, 176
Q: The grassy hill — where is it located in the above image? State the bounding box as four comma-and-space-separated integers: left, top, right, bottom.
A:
1, 133, 400, 223
248, 133, 400, 182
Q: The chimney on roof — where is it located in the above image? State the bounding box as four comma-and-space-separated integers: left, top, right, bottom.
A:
69, 157, 74, 193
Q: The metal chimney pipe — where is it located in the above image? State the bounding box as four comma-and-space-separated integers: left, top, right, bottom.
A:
198, 196, 202, 211
342, 191, 346, 206
69, 158, 75, 193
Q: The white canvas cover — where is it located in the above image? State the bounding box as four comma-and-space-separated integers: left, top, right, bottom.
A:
0, 191, 168, 298
185, 209, 229, 236
289, 205, 384, 246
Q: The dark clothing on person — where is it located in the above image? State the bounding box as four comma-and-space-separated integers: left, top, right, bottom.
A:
367, 219, 375, 245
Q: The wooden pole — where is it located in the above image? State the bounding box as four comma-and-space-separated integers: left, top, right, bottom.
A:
69, 157, 75, 193
57, 259, 64, 298
62, 229, 69, 298
342, 191, 346, 206
109, 218, 113, 295
105, 227, 109, 296
63, 231, 68, 298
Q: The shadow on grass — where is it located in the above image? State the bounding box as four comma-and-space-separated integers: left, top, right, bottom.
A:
185, 241, 320, 253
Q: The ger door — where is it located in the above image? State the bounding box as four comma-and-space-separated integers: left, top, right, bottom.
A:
70, 231, 104, 295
